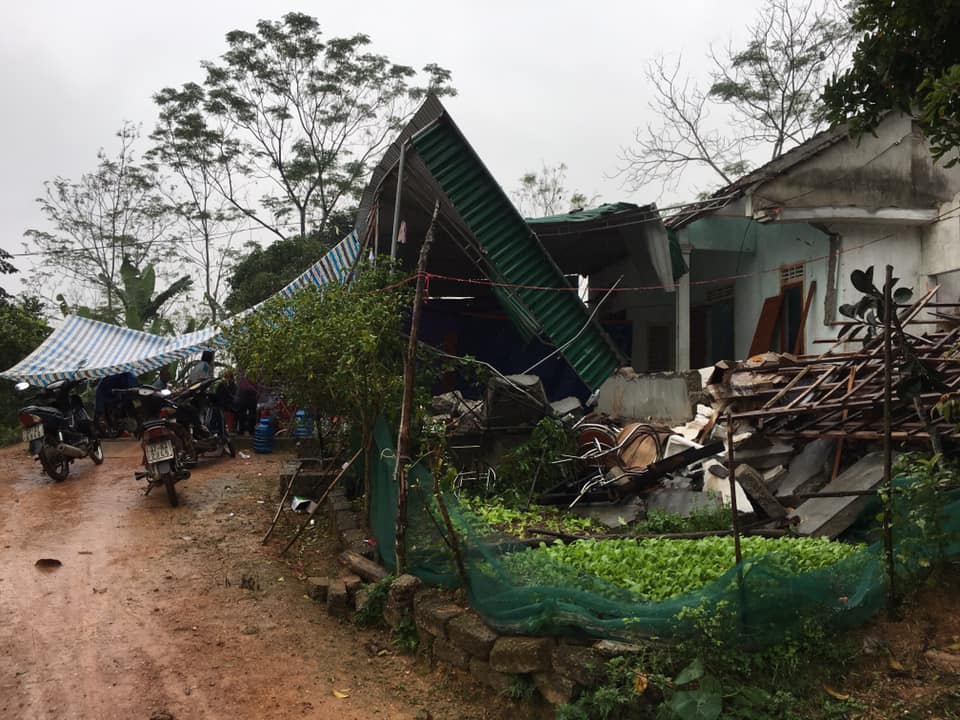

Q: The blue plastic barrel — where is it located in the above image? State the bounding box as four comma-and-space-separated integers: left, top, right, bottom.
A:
293, 409, 314, 439
253, 417, 275, 453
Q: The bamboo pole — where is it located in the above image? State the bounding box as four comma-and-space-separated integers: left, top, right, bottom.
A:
280, 449, 363, 556
390, 144, 406, 260
882, 265, 897, 617
725, 415, 743, 567
394, 201, 439, 574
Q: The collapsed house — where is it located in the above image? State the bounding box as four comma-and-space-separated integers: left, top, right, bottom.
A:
668, 111, 960, 369
348, 99, 960, 541
354, 96, 683, 401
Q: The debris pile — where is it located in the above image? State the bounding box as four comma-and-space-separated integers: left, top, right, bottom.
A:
437, 285, 960, 539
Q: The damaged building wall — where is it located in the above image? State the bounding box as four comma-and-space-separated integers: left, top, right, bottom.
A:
680, 218, 831, 363
923, 197, 960, 291
834, 224, 924, 316
589, 261, 676, 373
753, 114, 960, 211
596, 368, 698, 424
673, 112, 960, 365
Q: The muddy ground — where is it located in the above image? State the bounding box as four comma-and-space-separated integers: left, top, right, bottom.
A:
0, 441, 520, 720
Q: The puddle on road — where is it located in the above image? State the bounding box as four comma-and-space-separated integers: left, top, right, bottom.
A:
34, 558, 62, 572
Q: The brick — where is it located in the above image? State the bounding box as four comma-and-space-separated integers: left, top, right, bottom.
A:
353, 587, 370, 613
384, 575, 421, 629
305, 576, 329, 602
489, 637, 554, 674
433, 637, 471, 670
326, 487, 347, 503
468, 658, 513, 694
552, 644, 604, 687
593, 639, 646, 658
412, 588, 444, 614
414, 599, 464, 640
417, 625, 436, 654
383, 602, 405, 630
447, 613, 498, 660
326, 495, 349, 518
326, 579, 350, 618
335, 510, 358, 531
533, 672, 578, 705
388, 574, 422, 606
341, 573, 362, 599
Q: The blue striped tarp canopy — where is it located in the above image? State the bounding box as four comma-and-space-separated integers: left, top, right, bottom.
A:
0, 315, 225, 386
2, 230, 363, 386
275, 229, 360, 298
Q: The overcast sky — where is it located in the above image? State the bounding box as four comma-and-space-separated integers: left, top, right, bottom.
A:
0, 0, 762, 297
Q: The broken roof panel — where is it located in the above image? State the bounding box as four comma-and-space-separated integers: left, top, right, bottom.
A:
528, 202, 685, 281
410, 112, 623, 389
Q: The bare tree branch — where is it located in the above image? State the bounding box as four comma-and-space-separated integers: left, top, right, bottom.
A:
619, 0, 851, 196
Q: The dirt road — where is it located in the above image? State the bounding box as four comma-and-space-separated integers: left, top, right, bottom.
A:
0, 442, 511, 720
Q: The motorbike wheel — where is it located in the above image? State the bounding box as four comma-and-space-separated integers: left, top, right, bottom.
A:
224, 438, 236, 458
164, 475, 179, 507
90, 439, 105, 465
41, 453, 70, 482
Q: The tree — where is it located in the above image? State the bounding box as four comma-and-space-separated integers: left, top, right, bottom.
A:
154, 12, 455, 242
0, 289, 51, 440
621, 0, 851, 193
512, 162, 599, 218
223, 209, 354, 313
150, 83, 243, 322
823, 0, 960, 167
225, 262, 411, 519
0, 248, 15, 303
25, 123, 175, 313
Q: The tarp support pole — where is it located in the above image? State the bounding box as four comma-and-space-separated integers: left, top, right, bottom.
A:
390, 143, 406, 260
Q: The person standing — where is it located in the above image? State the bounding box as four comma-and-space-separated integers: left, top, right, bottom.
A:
152, 366, 172, 390
187, 350, 215, 385
236, 373, 259, 435
215, 369, 238, 433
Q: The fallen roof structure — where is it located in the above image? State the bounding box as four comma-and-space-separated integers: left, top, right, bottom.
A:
708, 284, 960, 443
356, 96, 643, 392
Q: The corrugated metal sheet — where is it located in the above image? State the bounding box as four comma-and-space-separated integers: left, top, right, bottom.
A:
356, 95, 446, 236
412, 117, 622, 390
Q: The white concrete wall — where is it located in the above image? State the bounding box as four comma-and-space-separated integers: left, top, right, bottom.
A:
934, 269, 960, 305
684, 221, 830, 360
831, 223, 924, 313
758, 114, 960, 210
922, 193, 960, 277
590, 261, 675, 372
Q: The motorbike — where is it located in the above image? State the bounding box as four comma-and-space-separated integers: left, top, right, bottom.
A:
114, 385, 191, 507
16, 379, 104, 481
171, 378, 236, 462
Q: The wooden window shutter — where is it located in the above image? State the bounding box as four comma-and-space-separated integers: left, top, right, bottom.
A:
748, 295, 784, 357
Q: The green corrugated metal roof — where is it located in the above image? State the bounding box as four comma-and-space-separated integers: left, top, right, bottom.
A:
526, 202, 642, 224
412, 118, 622, 390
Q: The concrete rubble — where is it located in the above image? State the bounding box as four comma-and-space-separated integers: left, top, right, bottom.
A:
426, 318, 951, 539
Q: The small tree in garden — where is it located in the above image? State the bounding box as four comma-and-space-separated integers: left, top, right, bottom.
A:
226, 263, 411, 520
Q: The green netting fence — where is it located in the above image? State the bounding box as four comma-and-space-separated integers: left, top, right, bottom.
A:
368, 417, 960, 646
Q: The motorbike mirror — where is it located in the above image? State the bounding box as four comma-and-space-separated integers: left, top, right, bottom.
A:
14, 381, 30, 391
160, 388, 172, 397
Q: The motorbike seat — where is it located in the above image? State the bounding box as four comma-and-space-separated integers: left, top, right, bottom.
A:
22, 404, 63, 418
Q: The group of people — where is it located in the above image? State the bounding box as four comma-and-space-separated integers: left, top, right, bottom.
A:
93, 350, 264, 437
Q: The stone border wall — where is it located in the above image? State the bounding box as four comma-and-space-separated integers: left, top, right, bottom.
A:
301, 485, 641, 707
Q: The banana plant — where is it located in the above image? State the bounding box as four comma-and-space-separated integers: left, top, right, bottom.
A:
57, 257, 192, 333
115, 257, 193, 332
